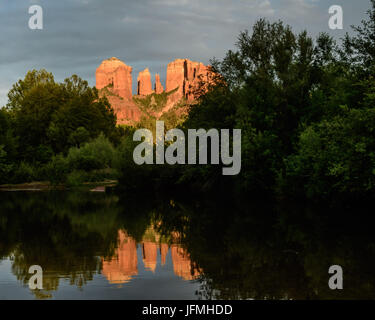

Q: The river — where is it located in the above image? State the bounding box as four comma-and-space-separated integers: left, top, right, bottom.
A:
0, 190, 374, 299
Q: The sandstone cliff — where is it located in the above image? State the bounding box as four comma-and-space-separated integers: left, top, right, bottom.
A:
96, 57, 133, 100
165, 58, 213, 108
137, 68, 153, 96
96, 57, 213, 124
154, 74, 164, 94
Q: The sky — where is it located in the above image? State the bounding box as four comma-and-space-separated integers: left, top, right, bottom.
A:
0, 0, 372, 107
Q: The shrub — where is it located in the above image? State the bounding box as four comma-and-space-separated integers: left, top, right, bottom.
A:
0, 145, 12, 184
45, 154, 69, 185
67, 133, 115, 171
66, 170, 87, 187
284, 107, 375, 200
13, 162, 36, 183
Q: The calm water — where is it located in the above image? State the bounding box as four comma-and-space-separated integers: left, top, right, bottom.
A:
0, 190, 374, 300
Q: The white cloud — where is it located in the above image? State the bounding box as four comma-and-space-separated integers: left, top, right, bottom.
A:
279, 0, 316, 19
122, 16, 140, 23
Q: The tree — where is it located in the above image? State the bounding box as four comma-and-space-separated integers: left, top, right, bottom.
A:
284, 107, 375, 200
204, 20, 338, 192
343, 0, 375, 74
6, 70, 118, 163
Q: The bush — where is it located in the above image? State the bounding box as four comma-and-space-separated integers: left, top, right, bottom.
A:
13, 162, 36, 183
284, 107, 375, 200
67, 133, 115, 171
42, 134, 118, 186
115, 134, 156, 190
0, 145, 12, 184
66, 170, 87, 187
45, 154, 69, 185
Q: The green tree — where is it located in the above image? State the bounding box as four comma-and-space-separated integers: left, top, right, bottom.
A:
6, 70, 117, 163
284, 107, 375, 200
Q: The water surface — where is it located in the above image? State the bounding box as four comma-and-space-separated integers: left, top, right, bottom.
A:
0, 191, 374, 299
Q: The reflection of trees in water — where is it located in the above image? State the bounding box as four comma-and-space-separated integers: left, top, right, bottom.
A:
1, 191, 375, 299
0, 191, 202, 298
0, 191, 120, 299
153, 194, 375, 300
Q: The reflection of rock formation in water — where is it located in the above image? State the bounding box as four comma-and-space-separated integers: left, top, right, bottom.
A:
142, 242, 158, 272
171, 245, 200, 281
102, 230, 138, 284
102, 228, 200, 282
160, 243, 169, 266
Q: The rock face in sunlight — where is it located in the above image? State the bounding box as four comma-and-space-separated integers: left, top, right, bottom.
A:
165, 58, 213, 108
154, 74, 164, 94
96, 57, 141, 124
103, 94, 141, 123
165, 59, 186, 105
95, 57, 214, 124
137, 68, 153, 96
102, 231, 138, 284
96, 57, 133, 100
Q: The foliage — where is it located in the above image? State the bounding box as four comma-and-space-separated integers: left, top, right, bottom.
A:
0, 145, 12, 183
133, 87, 179, 114
45, 154, 69, 185
284, 107, 375, 200
66, 133, 115, 171
3, 1, 375, 202
114, 2, 375, 202
43, 134, 117, 185
66, 170, 87, 187
5, 71, 117, 163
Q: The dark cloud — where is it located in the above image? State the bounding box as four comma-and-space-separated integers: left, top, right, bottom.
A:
0, 0, 371, 106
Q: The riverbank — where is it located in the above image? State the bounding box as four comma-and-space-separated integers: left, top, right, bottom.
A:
0, 180, 117, 192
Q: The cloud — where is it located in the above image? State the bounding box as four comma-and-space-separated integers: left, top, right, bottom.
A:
0, 0, 371, 107
280, 0, 314, 16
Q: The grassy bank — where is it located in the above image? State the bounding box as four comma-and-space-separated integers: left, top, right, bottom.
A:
0, 180, 117, 192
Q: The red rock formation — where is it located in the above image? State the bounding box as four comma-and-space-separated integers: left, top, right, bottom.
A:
96, 57, 133, 100
154, 74, 164, 94
142, 242, 158, 272
171, 245, 200, 281
165, 59, 213, 109
165, 59, 186, 106
185, 63, 213, 101
137, 68, 153, 96
96, 57, 213, 124
96, 57, 142, 124
104, 94, 141, 124
102, 231, 138, 284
